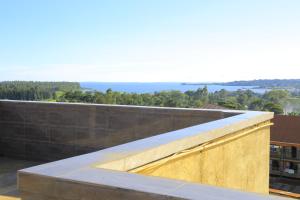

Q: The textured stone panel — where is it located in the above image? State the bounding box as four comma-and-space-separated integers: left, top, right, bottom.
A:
0, 122, 24, 140
0, 101, 225, 161
24, 124, 49, 142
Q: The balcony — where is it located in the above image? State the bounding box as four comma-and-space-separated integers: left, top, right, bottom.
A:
0, 100, 281, 200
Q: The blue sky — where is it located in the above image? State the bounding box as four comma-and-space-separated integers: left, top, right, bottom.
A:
0, 0, 300, 82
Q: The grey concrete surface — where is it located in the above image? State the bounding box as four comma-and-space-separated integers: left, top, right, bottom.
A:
0, 100, 227, 161
0, 157, 40, 197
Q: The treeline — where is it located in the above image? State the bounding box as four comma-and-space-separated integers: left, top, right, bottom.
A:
0, 81, 80, 100
223, 79, 300, 88
58, 87, 288, 114
0, 82, 289, 114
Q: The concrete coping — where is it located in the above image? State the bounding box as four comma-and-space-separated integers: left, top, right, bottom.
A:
18, 105, 280, 200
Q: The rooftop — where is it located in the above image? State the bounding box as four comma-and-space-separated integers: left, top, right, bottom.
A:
0, 100, 285, 200
271, 115, 300, 145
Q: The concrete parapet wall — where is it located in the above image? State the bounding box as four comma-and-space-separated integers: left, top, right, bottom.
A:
18, 110, 275, 200
0, 100, 224, 161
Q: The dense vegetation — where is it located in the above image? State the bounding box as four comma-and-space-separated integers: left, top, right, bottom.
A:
58, 87, 288, 114
0, 81, 293, 114
0, 81, 80, 100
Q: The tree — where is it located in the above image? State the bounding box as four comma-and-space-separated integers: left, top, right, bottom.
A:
218, 100, 242, 110
263, 90, 289, 104
248, 98, 264, 111
288, 112, 300, 116
263, 102, 283, 114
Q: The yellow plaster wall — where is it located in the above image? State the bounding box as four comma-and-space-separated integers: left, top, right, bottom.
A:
0, 196, 19, 200
134, 121, 270, 194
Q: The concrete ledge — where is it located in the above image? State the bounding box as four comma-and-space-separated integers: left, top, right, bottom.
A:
19, 169, 281, 200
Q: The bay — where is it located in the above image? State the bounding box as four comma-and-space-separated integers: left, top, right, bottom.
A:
80, 82, 267, 94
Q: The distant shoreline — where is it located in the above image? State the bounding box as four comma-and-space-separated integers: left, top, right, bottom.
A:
181, 79, 300, 91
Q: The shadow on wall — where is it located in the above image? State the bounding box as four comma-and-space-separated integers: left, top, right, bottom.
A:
0, 100, 226, 162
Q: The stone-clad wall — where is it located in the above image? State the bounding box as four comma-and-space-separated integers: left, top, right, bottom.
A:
0, 100, 224, 162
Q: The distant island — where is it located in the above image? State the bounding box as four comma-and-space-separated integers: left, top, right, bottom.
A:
182, 79, 300, 89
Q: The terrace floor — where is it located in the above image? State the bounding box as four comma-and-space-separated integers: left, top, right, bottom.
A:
0, 157, 41, 200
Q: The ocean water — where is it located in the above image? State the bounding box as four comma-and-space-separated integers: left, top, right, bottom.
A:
80, 82, 267, 94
